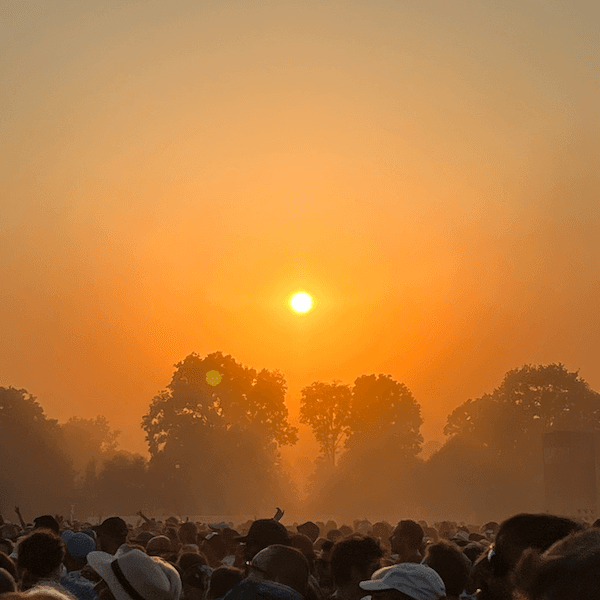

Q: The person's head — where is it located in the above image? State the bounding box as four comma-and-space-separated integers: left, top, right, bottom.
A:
0, 539, 15, 555
96, 518, 129, 555
236, 520, 290, 561
422, 540, 470, 598
146, 535, 172, 558
289, 533, 316, 573
390, 521, 424, 557
0, 567, 17, 594
207, 567, 243, 600
17, 530, 65, 582
64, 532, 96, 570
330, 535, 384, 589
3, 587, 74, 600
33, 517, 60, 535
473, 513, 582, 600
246, 544, 309, 597
179, 523, 198, 546
296, 522, 320, 544
88, 548, 182, 600
513, 528, 600, 600
201, 533, 227, 567
359, 563, 446, 600
179, 560, 211, 600
0, 552, 17, 579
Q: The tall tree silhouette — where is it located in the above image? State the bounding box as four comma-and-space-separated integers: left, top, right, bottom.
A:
300, 381, 351, 466
141, 351, 298, 513
0, 387, 74, 514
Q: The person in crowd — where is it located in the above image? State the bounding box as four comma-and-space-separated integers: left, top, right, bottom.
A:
87, 547, 182, 600
16, 530, 68, 593
512, 527, 600, 600
177, 554, 211, 600
94, 519, 129, 556
390, 521, 424, 564
472, 513, 582, 600
235, 520, 290, 563
330, 535, 384, 600
224, 545, 308, 600
296, 523, 320, 544
0, 567, 17, 594
207, 567, 243, 600
60, 533, 97, 600
422, 540, 470, 600
178, 524, 199, 552
359, 563, 446, 600
32, 519, 60, 536
0, 552, 18, 581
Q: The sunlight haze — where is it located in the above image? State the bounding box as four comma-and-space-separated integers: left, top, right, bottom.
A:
1, 0, 599, 462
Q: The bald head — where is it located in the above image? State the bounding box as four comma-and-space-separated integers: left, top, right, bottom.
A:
249, 545, 310, 596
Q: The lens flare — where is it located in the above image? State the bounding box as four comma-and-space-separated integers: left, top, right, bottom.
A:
290, 292, 313, 313
206, 370, 222, 386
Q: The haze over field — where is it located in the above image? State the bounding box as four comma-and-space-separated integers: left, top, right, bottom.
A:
2, 0, 599, 464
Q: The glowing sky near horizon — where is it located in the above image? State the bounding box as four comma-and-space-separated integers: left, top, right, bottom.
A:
1, 0, 599, 458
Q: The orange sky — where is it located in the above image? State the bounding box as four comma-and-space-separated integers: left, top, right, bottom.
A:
1, 0, 599, 458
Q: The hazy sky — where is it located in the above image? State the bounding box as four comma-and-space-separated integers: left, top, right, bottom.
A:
2, 0, 599, 456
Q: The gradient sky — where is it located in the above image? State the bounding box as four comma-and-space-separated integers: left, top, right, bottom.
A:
2, 0, 599, 458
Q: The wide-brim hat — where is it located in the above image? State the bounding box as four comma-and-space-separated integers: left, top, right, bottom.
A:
88, 548, 181, 600
360, 564, 445, 600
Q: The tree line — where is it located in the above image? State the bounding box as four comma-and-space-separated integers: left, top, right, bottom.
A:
2, 352, 600, 522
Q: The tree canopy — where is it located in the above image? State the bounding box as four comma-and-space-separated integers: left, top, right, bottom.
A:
445, 363, 600, 455
299, 381, 351, 466
141, 351, 298, 513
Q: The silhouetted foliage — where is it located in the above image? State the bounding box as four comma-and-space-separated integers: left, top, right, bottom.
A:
299, 381, 351, 466
0, 387, 74, 515
348, 374, 423, 456
420, 363, 600, 522
141, 351, 298, 514
303, 374, 423, 516
445, 363, 600, 454
61, 416, 121, 475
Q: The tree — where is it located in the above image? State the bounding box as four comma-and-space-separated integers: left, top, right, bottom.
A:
302, 374, 424, 516
445, 364, 600, 455
0, 387, 74, 515
141, 351, 298, 513
349, 374, 423, 457
434, 363, 600, 520
299, 381, 351, 467
61, 416, 120, 475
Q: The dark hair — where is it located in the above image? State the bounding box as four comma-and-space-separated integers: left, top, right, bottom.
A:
513, 529, 600, 600
423, 540, 470, 597
208, 566, 244, 600
178, 552, 208, 572
33, 516, 60, 535
395, 520, 424, 550
330, 535, 383, 586
0, 553, 17, 579
493, 514, 582, 577
17, 531, 65, 579
0, 568, 17, 594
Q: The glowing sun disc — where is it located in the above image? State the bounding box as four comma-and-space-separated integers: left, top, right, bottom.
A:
290, 292, 313, 313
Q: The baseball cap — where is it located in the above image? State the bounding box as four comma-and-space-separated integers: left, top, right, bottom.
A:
359, 564, 445, 600
66, 532, 96, 561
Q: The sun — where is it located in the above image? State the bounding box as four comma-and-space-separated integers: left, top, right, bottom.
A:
290, 292, 313, 313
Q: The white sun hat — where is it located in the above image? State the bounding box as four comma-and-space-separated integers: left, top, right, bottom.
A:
88, 548, 182, 600
359, 563, 445, 600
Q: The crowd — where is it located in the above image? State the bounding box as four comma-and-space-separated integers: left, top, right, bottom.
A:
1, 507, 600, 600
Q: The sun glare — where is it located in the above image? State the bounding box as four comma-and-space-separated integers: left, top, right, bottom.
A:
290, 292, 313, 313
